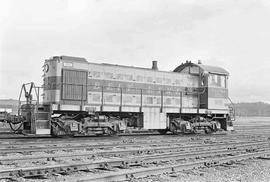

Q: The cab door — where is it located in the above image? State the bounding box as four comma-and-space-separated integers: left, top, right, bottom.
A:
199, 73, 208, 109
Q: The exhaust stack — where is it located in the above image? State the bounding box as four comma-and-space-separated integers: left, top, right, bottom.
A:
152, 60, 158, 70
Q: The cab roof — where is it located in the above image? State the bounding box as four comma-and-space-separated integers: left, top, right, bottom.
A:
173, 61, 229, 75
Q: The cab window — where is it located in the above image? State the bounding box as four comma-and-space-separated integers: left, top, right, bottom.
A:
208, 74, 226, 88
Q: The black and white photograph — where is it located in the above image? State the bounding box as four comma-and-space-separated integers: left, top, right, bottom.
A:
1, 0, 270, 181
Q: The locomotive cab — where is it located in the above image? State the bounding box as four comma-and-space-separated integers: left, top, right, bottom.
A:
174, 61, 234, 132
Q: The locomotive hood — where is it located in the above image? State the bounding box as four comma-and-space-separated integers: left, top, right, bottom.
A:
173, 61, 229, 75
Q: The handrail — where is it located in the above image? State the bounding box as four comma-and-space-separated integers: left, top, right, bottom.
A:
227, 97, 235, 121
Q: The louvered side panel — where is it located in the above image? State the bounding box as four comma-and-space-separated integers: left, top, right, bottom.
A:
62, 69, 87, 101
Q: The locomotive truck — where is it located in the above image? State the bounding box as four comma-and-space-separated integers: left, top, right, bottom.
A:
2, 56, 235, 136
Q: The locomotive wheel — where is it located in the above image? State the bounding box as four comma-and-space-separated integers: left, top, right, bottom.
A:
169, 123, 178, 135
107, 127, 117, 136
158, 129, 168, 135
51, 120, 66, 137
212, 123, 217, 131
51, 123, 60, 137
113, 124, 120, 134
181, 124, 187, 134
204, 127, 212, 134
64, 125, 74, 137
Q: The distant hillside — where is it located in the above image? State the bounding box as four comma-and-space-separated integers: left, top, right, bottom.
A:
0, 99, 19, 114
0, 99, 18, 106
234, 102, 270, 117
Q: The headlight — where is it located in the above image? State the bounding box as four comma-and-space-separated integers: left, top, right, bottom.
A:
44, 64, 49, 73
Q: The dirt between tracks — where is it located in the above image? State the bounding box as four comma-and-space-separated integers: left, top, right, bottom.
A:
133, 158, 270, 182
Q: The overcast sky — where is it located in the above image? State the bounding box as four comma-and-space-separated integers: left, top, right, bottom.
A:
1, 0, 270, 103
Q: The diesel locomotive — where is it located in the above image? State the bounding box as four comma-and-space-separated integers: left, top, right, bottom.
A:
2, 56, 235, 136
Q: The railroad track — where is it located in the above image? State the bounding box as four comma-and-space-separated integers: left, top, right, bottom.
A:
0, 132, 168, 140
0, 132, 262, 149
1, 140, 267, 164
1, 141, 268, 180
79, 150, 270, 182
0, 130, 261, 144
0, 133, 231, 145
0, 137, 264, 155
0, 134, 215, 145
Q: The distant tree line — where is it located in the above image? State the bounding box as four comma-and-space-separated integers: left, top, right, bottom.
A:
234, 102, 270, 117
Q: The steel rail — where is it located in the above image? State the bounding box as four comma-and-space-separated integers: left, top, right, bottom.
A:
0, 140, 186, 153
0, 136, 225, 148
0, 132, 263, 148
0, 132, 164, 140
0, 130, 230, 140
0, 137, 216, 148
0, 131, 257, 143
0, 133, 252, 146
